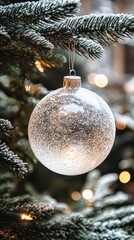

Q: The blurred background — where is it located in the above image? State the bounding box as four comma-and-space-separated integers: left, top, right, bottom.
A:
0, 0, 134, 204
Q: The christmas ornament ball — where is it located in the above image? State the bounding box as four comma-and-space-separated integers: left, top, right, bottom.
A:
28, 76, 115, 175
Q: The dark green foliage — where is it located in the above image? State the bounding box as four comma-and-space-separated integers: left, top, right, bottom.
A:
0, 0, 80, 22
0, 141, 27, 178
0, 195, 54, 220
0, 0, 134, 74
0, 118, 27, 177
75, 38, 104, 59
0, 119, 13, 133
63, 14, 134, 44
0, 173, 134, 239
0, 173, 15, 198
0, 1, 134, 239
0, 0, 81, 72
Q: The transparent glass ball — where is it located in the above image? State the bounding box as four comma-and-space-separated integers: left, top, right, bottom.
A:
28, 76, 115, 175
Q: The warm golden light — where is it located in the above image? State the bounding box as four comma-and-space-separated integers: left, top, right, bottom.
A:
41, 60, 55, 68
38, 67, 44, 73
116, 119, 127, 130
64, 146, 78, 160
82, 189, 93, 200
25, 84, 31, 92
119, 171, 131, 184
71, 191, 81, 201
86, 198, 95, 207
94, 74, 108, 88
87, 73, 96, 84
21, 214, 33, 221
35, 60, 40, 67
35, 60, 44, 73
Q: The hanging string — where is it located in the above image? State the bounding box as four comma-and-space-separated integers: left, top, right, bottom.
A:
68, 40, 76, 76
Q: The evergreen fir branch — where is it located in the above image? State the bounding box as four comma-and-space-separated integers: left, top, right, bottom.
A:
59, 13, 134, 44
0, 194, 36, 205
0, 82, 28, 103
75, 37, 104, 59
0, 182, 15, 198
87, 229, 131, 240
0, 196, 54, 221
0, 212, 134, 240
1, 11, 134, 63
39, 23, 102, 59
0, 0, 36, 5
0, 119, 13, 133
0, 41, 39, 66
0, 174, 15, 198
0, 173, 13, 184
36, 13, 134, 57
0, 215, 89, 240
94, 205, 134, 224
0, 194, 69, 221
0, 25, 10, 41
93, 173, 118, 200
95, 192, 132, 210
54, 37, 104, 59
0, 44, 66, 75
41, 195, 70, 214
0, 141, 27, 178
48, 53, 67, 67
18, 28, 54, 51
0, 229, 17, 240
0, 194, 134, 239
0, 0, 80, 23
37, 20, 73, 43
14, 202, 54, 220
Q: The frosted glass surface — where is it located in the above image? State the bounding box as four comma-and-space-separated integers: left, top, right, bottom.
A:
28, 87, 115, 175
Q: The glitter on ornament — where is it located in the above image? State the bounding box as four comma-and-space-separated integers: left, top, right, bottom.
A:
28, 75, 115, 176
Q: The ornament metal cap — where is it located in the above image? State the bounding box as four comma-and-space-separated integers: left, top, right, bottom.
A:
63, 75, 81, 89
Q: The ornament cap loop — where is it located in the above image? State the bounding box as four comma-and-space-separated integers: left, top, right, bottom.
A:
69, 69, 76, 76
63, 75, 81, 90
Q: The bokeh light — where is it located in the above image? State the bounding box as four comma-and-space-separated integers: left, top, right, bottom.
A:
35, 60, 44, 73
116, 119, 127, 130
119, 171, 131, 184
94, 74, 108, 88
82, 189, 93, 200
86, 198, 95, 207
87, 73, 96, 84
25, 84, 31, 92
71, 191, 81, 201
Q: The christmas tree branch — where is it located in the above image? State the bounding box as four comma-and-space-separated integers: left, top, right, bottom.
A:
0, 229, 18, 240
0, 196, 54, 221
0, 173, 15, 198
58, 37, 104, 59
0, 0, 80, 22
87, 229, 131, 240
0, 172, 134, 239
0, 0, 134, 68
0, 119, 28, 179
0, 141, 27, 178
0, 211, 134, 240
0, 119, 13, 133
0, 182, 15, 198
95, 192, 131, 210
56, 13, 134, 44
0, 82, 28, 102
0, 173, 13, 184
0, 25, 11, 41
93, 205, 134, 225
75, 37, 104, 59
18, 28, 54, 51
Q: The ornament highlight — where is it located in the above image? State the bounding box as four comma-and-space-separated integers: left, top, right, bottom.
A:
28, 76, 115, 175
